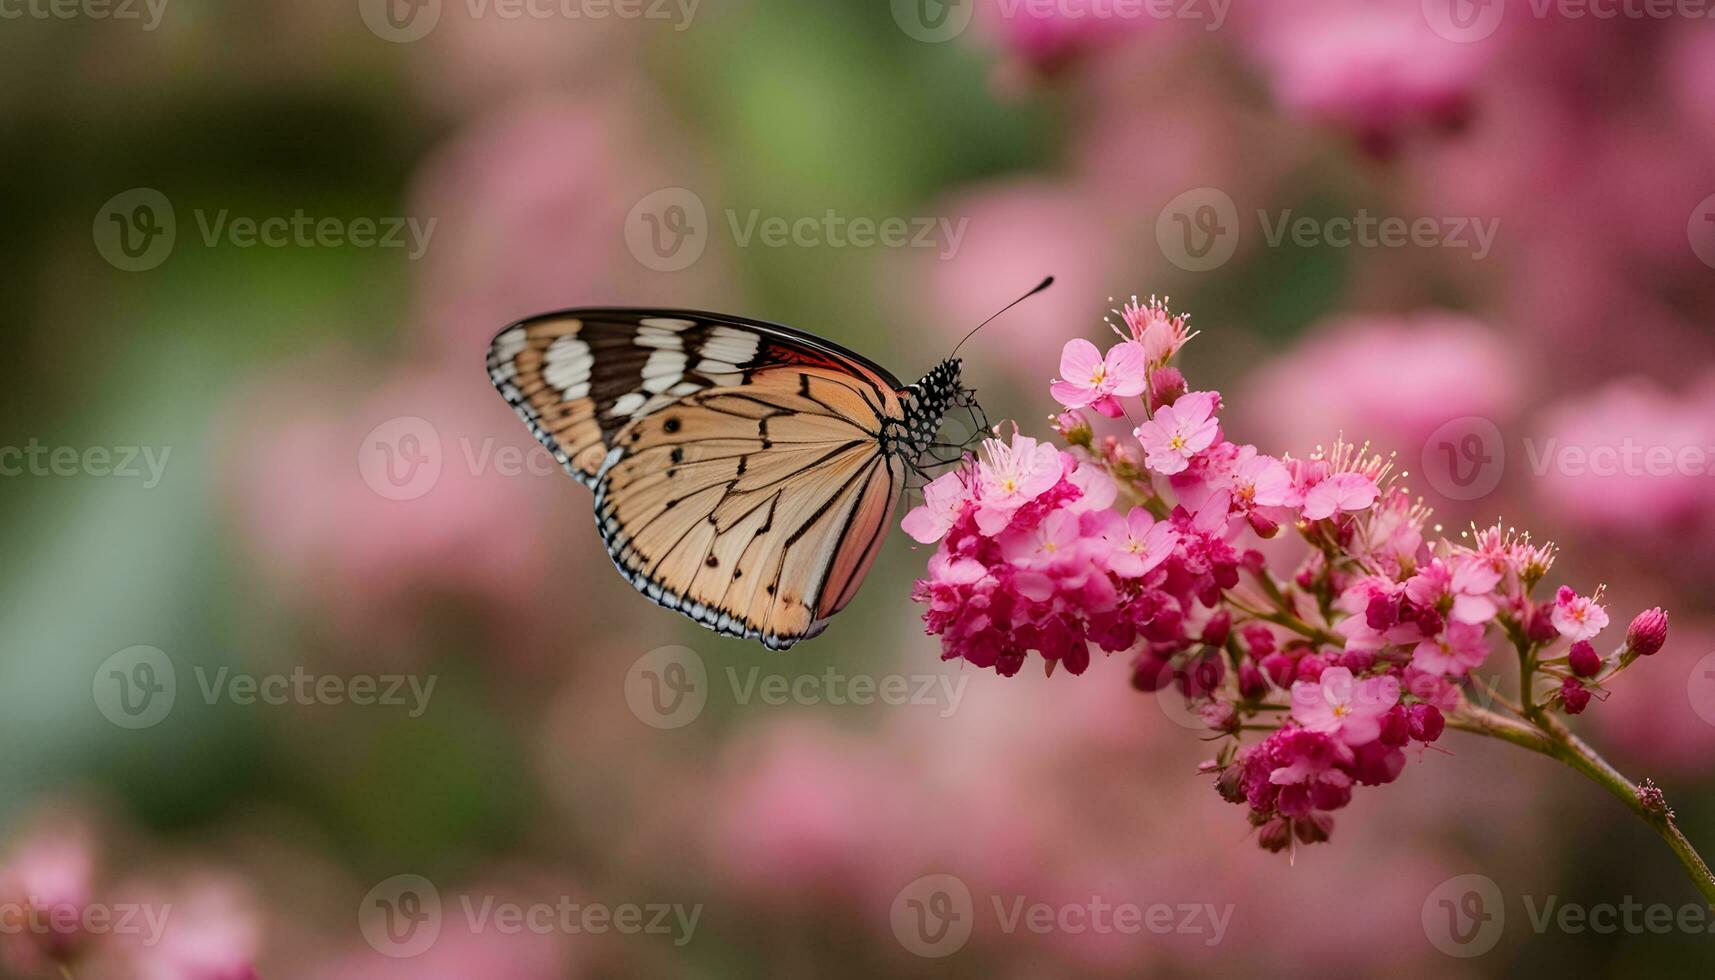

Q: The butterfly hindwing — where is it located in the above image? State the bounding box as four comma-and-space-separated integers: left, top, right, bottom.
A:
487, 310, 920, 649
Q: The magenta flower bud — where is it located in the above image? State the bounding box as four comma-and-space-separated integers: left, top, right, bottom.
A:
1567, 640, 1601, 678
1351, 741, 1406, 786
1148, 366, 1186, 410
1415, 607, 1444, 640
1245, 510, 1281, 538
1309, 779, 1352, 811
1626, 607, 1668, 657
1560, 677, 1592, 715
1236, 663, 1267, 700
1215, 764, 1246, 804
1176, 653, 1226, 697
1295, 812, 1335, 844
1407, 703, 1445, 742
1130, 652, 1175, 692
1526, 603, 1559, 643
1258, 651, 1294, 687
1243, 624, 1276, 659
1258, 817, 1293, 853
1293, 654, 1328, 683
1365, 592, 1399, 631
1201, 611, 1232, 648
1337, 650, 1375, 673
1380, 705, 1410, 747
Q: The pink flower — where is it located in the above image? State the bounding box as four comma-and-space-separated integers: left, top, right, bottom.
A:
1552, 585, 1610, 642
901, 471, 970, 544
1404, 556, 1501, 625
1098, 508, 1180, 579
1301, 472, 1380, 520
1118, 295, 1194, 366
1000, 509, 1088, 570
1135, 391, 1220, 476
1232, 447, 1293, 510
1289, 667, 1400, 747
975, 433, 1065, 535
1050, 339, 1147, 418
1411, 621, 1489, 676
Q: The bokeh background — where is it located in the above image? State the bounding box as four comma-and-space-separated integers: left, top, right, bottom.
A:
3, 0, 1715, 975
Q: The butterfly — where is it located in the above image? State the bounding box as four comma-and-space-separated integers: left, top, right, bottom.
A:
485, 281, 1048, 650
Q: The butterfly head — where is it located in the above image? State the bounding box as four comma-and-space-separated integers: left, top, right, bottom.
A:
897, 356, 985, 464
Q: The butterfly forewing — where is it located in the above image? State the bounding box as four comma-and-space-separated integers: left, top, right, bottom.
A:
488, 310, 921, 650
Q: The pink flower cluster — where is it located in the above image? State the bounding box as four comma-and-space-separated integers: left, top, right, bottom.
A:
906, 294, 1673, 852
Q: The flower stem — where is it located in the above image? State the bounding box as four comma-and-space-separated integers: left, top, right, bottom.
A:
1451, 704, 1715, 905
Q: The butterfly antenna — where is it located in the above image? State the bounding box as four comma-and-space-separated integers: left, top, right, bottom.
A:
950, 276, 1054, 358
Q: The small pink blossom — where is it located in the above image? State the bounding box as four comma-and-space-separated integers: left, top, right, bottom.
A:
1117, 295, 1193, 365
1289, 667, 1401, 746
1411, 621, 1489, 676
1098, 508, 1179, 579
1135, 391, 1220, 476
1301, 472, 1380, 520
1050, 339, 1147, 418
901, 471, 969, 544
1551, 585, 1610, 642
975, 433, 1064, 535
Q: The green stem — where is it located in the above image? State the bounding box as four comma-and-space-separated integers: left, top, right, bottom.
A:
1451, 705, 1715, 906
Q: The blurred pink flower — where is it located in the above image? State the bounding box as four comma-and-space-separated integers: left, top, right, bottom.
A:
221, 355, 573, 662
409, 100, 718, 362
1241, 312, 1519, 459
973, 0, 1151, 74
1532, 375, 1715, 537
1243, 0, 1487, 155
122, 878, 259, 980
0, 820, 95, 971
